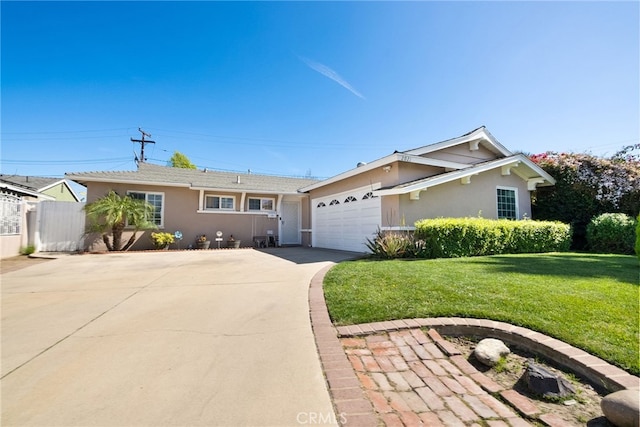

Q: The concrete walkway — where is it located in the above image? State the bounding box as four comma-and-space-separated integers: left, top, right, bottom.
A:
1, 248, 356, 427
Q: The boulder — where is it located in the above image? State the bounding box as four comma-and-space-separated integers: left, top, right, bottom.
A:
473, 338, 510, 367
601, 389, 640, 427
524, 362, 575, 398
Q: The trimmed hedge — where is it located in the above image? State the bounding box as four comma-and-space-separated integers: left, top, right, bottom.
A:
413, 217, 571, 259
586, 213, 637, 255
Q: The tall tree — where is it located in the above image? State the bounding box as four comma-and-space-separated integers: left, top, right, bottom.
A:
84, 191, 156, 251
169, 151, 197, 169
530, 150, 640, 249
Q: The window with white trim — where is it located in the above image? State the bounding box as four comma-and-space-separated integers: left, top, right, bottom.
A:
317, 202, 326, 208
205, 195, 235, 210
496, 187, 518, 220
248, 197, 274, 211
344, 196, 357, 203
362, 192, 377, 199
329, 199, 340, 205
128, 191, 164, 226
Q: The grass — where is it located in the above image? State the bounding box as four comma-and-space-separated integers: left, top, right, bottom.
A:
323, 252, 640, 375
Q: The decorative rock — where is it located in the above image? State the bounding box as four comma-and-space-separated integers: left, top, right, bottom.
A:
473, 338, 510, 367
601, 389, 640, 427
524, 362, 575, 398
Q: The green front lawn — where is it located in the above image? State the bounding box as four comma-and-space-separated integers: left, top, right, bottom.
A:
323, 253, 639, 375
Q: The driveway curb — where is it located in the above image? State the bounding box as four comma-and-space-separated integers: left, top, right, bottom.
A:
308, 266, 639, 426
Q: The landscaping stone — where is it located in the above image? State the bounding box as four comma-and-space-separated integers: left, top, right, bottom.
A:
601, 389, 640, 427
474, 338, 510, 367
524, 361, 575, 399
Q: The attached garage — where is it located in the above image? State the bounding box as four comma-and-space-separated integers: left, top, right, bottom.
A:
312, 186, 381, 252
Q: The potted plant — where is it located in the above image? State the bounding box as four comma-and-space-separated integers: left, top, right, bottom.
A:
150, 232, 175, 250
196, 234, 210, 249
227, 234, 241, 249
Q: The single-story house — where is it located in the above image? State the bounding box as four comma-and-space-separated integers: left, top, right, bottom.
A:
66, 127, 555, 252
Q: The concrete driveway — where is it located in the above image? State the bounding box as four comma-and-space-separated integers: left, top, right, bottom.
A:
1, 248, 357, 427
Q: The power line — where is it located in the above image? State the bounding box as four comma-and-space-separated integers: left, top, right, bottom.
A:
0, 157, 132, 165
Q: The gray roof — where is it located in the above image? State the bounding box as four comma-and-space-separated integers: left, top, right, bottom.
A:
66, 163, 320, 194
0, 175, 65, 192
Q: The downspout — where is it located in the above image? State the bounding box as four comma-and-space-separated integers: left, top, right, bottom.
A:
276, 194, 283, 246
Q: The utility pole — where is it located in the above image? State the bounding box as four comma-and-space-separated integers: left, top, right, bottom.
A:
131, 128, 155, 163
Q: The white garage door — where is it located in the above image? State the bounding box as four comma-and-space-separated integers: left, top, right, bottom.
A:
312, 187, 381, 253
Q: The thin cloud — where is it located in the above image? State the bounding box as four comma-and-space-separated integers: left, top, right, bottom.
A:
299, 56, 365, 99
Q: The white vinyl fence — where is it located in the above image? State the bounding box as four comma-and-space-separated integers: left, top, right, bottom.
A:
31, 201, 86, 252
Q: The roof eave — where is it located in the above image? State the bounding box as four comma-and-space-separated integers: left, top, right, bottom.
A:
298, 153, 402, 192
404, 127, 513, 158
375, 155, 554, 196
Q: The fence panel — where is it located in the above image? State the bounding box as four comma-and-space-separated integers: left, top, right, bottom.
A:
37, 201, 86, 252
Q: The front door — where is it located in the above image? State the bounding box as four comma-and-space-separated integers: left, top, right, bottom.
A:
281, 201, 300, 245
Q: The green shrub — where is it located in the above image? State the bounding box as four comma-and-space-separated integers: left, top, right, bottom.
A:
365, 229, 427, 259
20, 245, 36, 255
587, 213, 636, 254
636, 215, 640, 260
150, 232, 175, 249
413, 217, 571, 259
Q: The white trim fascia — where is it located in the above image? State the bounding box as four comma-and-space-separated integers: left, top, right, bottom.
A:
38, 180, 82, 202
404, 127, 513, 158
190, 186, 300, 195
398, 153, 470, 170
375, 155, 554, 197
299, 154, 400, 193
65, 175, 191, 188
37, 179, 67, 193
0, 183, 50, 199
196, 210, 276, 215
299, 153, 466, 193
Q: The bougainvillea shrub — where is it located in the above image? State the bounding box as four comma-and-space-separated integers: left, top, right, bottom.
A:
530, 149, 640, 249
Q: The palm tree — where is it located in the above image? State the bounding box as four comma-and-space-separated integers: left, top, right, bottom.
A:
84, 191, 157, 251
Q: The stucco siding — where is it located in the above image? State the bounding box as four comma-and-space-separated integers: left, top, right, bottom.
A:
396, 168, 531, 227
396, 163, 442, 184
425, 144, 497, 164
307, 168, 389, 200
84, 183, 307, 251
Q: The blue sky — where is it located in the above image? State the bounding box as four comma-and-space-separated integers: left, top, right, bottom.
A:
2, 1, 638, 189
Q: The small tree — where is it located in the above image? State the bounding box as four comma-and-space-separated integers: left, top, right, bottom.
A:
168, 151, 197, 169
84, 191, 157, 251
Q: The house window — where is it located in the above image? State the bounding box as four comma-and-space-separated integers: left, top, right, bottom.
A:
248, 197, 274, 211
317, 202, 326, 208
497, 187, 518, 220
0, 192, 22, 235
362, 192, 377, 199
329, 199, 340, 206
205, 195, 235, 210
344, 196, 357, 203
128, 191, 164, 226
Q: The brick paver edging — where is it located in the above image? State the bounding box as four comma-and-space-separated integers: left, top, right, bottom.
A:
308, 266, 639, 426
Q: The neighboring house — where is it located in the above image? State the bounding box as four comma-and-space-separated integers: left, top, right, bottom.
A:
0, 181, 49, 258
66, 127, 555, 253
0, 176, 84, 258
0, 175, 82, 202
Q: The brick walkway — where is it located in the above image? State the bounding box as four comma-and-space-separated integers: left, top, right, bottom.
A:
339, 329, 538, 426
308, 265, 639, 427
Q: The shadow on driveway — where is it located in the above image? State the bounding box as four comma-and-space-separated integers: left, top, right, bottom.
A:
255, 246, 364, 264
